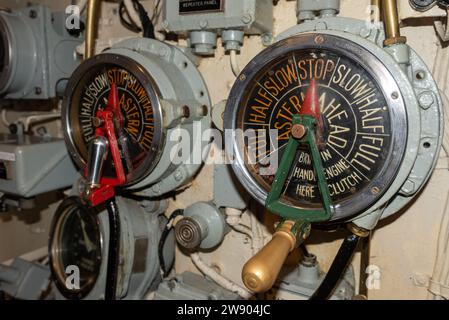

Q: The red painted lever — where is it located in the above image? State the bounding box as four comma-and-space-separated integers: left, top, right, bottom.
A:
84, 83, 126, 207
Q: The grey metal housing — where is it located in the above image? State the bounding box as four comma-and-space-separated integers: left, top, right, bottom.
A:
52, 197, 174, 300
162, 0, 274, 55
0, 5, 83, 99
163, 0, 273, 35
0, 134, 78, 198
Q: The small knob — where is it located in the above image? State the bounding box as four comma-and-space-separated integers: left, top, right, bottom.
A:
242, 221, 297, 293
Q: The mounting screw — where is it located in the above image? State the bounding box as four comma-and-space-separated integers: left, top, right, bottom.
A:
391, 91, 399, 100
261, 33, 274, 46
239, 74, 246, 81
29, 9, 37, 18
314, 35, 325, 44
241, 14, 253, 24
152, 184, 161, 194
359, 27, 372, 38
200, 105, 209, 117
181, 105, 190, 118
371, 186, 380, 195
174, 169, 183, 182
199, 20, 208, 29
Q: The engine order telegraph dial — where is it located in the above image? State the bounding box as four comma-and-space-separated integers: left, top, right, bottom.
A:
225, 34, 408, 221
49, 197, 102, 299
63, 53, 163, 186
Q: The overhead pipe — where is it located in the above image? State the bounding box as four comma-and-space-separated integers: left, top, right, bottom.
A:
381, 0, 407, 46
85, 0, 101, 59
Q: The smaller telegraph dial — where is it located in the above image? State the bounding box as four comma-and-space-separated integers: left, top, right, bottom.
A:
49, 197, 102, 299
63, 54, 164, 185
226, 34, 408, 220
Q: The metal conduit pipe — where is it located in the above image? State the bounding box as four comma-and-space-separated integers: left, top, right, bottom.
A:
381, 0, 407, 46
85, 0, 101, 59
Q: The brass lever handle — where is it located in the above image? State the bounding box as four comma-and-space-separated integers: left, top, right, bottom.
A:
241, 220, 310, 293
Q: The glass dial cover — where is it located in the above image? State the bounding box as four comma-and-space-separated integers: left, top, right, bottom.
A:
63, 54, 164, 185
225, 34, 408, 221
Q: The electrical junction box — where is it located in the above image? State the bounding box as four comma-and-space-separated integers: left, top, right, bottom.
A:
163, 0, 273, 34
0, 134, 78, 198
163, 0, 274, 55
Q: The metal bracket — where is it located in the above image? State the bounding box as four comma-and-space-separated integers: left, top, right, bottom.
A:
435, 7, 449, 42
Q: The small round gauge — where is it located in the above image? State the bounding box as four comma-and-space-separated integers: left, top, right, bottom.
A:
62, 53, 164, 185
49, 197, 102, 299
225, 34, 408, 221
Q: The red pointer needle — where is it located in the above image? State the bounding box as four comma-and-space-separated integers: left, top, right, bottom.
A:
107, 83, 124, 129
301, 79, 325, 148
301, 79, 320, 120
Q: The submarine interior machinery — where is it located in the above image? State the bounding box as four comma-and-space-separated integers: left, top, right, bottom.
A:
0, 0, 449, 301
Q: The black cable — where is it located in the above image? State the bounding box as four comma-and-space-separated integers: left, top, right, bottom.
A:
119, 1, 142, 33
132, 0, 155, 39
152, 0, 162, 22
300, 243, 312, 258
310, 233, 361, 300
158, 209, 184, 277
358, 233, 371, 297
105, 198, 121, 300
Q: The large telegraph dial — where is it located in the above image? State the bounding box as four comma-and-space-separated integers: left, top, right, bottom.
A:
227, 34, 408, 221
62, 38, 212, 194
226, 23, 443, 223
226, 16, 443, 294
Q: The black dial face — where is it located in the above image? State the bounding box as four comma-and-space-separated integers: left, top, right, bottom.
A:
50, 198, 102, 299
227, 34, 407, 219
64, 54, 163, 184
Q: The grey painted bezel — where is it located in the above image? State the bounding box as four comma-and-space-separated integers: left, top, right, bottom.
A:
225, 33, 408, 221
62, 53, 165, 186
0, 14, 12, 93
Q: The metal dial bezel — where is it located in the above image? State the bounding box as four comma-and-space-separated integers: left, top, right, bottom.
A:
0, 14, 12, 92
48, 197, 103, 300
62, 53, 165, 186
225, 33, 408, 221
